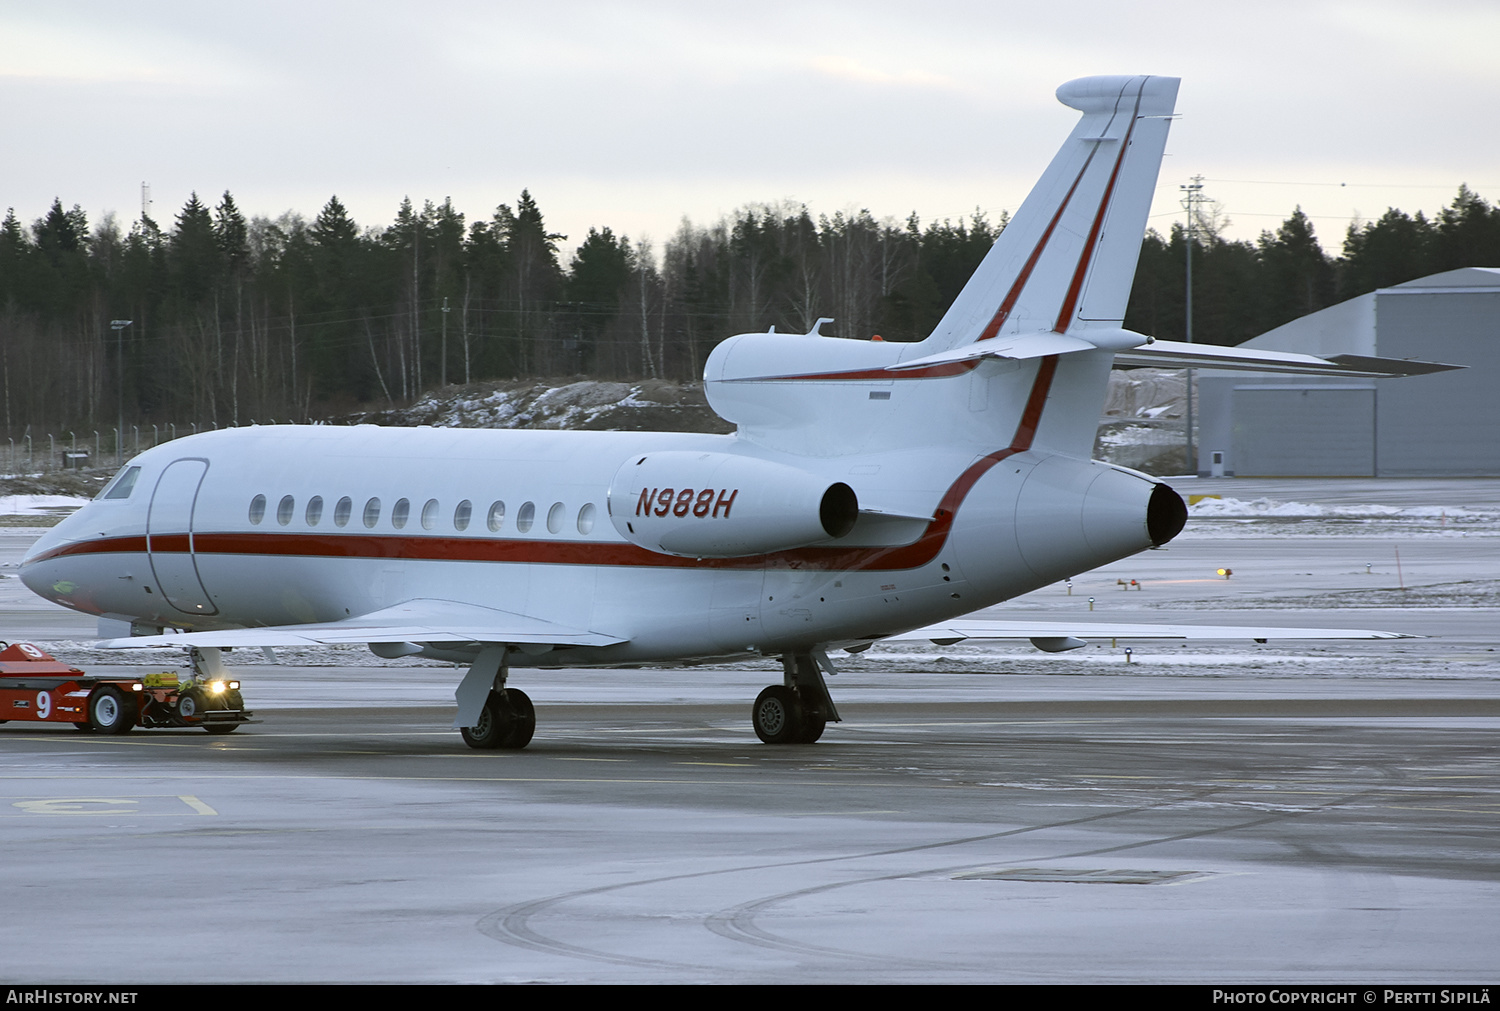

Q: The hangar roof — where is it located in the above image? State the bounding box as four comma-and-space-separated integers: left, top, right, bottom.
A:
1240, 267, 1499, 357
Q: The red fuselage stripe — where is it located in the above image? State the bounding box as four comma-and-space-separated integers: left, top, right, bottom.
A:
723, 360, 977, 382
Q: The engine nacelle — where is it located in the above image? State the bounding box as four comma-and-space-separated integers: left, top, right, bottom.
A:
607, 451, 858, 558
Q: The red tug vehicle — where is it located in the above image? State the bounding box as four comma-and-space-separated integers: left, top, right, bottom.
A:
0, 641, 254, 734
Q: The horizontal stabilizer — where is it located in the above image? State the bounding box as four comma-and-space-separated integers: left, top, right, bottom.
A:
888, 331, 1096, 371
887, 618, 1414, 647
98, 599, 628, 650
1112, 340, 1464, 377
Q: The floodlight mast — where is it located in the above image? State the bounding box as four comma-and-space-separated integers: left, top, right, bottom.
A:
111, 319, 133, 466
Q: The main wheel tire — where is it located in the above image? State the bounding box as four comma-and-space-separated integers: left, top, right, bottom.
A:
752, 685, 803, 744
796, 700, 827, 744
460, 694, 510, 749
204, 723, 238, 735
500, 688, 535, 750
88, 686, 135, 735
459, 689, 536, 750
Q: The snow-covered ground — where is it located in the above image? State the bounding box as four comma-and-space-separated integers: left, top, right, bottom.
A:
1183, 494, 1500, 537
0, 493, 90, 518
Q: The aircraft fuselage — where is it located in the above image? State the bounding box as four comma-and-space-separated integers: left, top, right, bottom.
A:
20, 406, 1170, 666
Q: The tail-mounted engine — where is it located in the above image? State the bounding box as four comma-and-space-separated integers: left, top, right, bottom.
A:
607, 451, 858, 558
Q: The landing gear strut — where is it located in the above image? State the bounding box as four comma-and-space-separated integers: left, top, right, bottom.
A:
752, 652, 840, 744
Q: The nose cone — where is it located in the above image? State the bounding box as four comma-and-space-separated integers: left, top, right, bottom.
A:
20, 529, 68, 604
19, 506, 96, 607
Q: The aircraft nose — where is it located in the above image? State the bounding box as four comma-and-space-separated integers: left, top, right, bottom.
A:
20, 522, 68, 568
18, 513, 90, 603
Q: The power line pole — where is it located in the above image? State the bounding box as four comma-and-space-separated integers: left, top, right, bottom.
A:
1180, 175, 1205, 475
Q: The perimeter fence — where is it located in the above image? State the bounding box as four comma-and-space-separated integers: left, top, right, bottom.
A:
0, 420, 326, 478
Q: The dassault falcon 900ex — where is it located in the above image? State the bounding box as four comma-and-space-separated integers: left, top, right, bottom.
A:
21, 76, 1448, 749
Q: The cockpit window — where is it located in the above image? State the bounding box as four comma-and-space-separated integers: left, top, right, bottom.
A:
100, 466, 141, 500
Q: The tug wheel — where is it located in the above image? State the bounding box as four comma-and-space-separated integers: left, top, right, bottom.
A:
88, 687, 135, 734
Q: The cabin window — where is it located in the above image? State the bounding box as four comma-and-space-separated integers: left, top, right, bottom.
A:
101, 466, 141, 500
334, 496, 353, 527
249, 494, 267, 524
547, 502, 565, 534
363, 497, 381, 528
487, 501, 506, 532
392, 498, 410, 529
577, 502, 597, 535
306, 496, 324, 526
421, 499, 439, 530
516, 501, 535, 533
453, 499, 473, 531
277, 495, 295, 526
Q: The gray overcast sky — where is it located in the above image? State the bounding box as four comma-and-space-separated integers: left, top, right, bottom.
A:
4, 0, 1497, 258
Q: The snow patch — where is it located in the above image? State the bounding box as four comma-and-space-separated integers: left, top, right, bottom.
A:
0, 494, 90, 516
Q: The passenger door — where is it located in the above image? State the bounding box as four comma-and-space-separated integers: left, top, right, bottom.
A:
147, 459, 219, 616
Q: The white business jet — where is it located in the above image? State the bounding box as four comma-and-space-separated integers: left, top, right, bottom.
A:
20, 76, 1447, 749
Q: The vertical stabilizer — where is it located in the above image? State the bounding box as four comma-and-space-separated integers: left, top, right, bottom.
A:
917, 75, 1179, 353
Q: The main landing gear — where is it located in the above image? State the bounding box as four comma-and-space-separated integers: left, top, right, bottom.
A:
752, 652, 841, 745
454, 646, 535, 750
460, 688, 536, 750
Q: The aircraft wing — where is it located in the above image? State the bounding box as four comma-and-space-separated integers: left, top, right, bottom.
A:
97, 599, 628, 650
887, 619, 1413, 652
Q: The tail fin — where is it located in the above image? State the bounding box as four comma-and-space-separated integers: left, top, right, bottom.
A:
917, 75, 1179, 353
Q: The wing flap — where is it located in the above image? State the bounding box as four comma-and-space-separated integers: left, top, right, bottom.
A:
98, 598, 628, 650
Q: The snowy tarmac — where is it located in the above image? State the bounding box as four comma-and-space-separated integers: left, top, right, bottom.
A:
0, 478, 1496, 983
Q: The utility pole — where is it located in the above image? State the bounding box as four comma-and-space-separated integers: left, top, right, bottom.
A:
1180, 175, 1205, 475
110, 320, 133, 465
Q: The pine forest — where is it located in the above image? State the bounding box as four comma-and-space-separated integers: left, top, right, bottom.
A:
3, 185, 1499, 438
